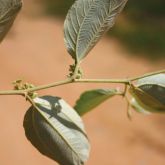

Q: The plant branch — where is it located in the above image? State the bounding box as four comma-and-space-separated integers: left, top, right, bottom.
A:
27, 78, 73, 93
74, 78, 129, 84
75, 69, 165, 84
129, 69, 165, 81
0, 78, 73, 96
0, 90, 25, 95
0, 69, 164, 96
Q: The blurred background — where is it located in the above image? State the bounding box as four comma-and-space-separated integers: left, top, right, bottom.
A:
0, 0, 164, 165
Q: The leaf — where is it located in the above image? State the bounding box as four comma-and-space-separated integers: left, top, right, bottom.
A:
23, 96, 90, 165
64, 0, 128, 62
137, 73, 165, 87
129, 74, 165, 113
130, 98, 151, 114
0, 0, 22, 43
74, 89, 118, 115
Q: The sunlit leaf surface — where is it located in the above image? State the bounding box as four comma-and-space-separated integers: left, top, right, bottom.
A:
24, 96, 90, 165
75, 89, 118, 115
64, 0, 127, 62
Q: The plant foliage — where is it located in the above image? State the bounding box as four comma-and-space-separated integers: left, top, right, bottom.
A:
130, 74, 165, 113
24, 96, 90, 165
0, 0, 22, 42
64, 0, 127, 62
75, 89, 119, 115
0, 0, 164, 165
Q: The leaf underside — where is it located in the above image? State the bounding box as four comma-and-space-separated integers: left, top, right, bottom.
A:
130, 74, 165, 113
137, 74, 165, 87
137, 73, 165, 105
64, 0, 128, 62
139, 84, 165, 105
0, 0, 22, 42
74, 89, 118, 115
130, 98, 151, 114
24, 96, 90, 165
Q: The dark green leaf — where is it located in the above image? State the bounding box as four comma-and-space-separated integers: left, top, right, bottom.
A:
0, 0, 22, 42
24, 96, 90, 165
129, 74, 165, 113
64, 0, 127, 62
74, 89, 118, 115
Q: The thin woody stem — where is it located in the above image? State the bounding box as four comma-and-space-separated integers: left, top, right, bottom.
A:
0, 90, 25, 95
129, 69, 165, 81
27, 78, 73, 93
74, 78, 129, 84
0, 69, 164, 96
0, 78, 72, 96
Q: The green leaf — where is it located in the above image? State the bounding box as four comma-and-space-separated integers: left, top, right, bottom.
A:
64, 0, 127, 62
0, 0, 22, 42
129, 74, 165, 113
24, 96, 90, 165
130, 98, 151, 114
74, 89, 118, 115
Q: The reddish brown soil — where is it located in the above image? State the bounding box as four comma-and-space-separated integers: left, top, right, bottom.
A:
0, 1, 165, 165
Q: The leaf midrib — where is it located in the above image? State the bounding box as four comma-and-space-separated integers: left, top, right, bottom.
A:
76, 0, 124, 61
33, 106, 82, 161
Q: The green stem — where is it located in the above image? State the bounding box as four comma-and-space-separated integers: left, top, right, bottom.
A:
129, 69, 165, 81
75, 78, 129, 84
0, 69, 164, 96
75, 69, 165, 84
71, 62, 81, 80
0, 90, 24, 95
27, 78, 72, 92
0, 78, 72, 96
